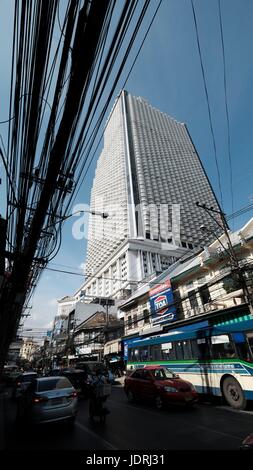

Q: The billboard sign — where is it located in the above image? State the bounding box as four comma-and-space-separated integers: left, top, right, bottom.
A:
149, 280, 176, 324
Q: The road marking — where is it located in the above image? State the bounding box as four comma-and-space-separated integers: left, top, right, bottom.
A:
109, 398, 165, 418
75, 421, 118, 450
217, 406, 253, 416
195, 424, 242, 441
110, 400, 245, 442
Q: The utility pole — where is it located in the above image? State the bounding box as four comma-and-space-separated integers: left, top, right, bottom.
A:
196, 202, 253, 315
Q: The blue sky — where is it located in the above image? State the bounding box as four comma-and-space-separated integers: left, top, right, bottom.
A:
1, 0, 253, 329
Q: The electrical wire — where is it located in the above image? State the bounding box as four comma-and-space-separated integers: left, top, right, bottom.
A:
218, 0, 234, 226
68, 265, 253, 348
69, 0, 163, 207
191, 0, 223, 208
226, 203, 253, 221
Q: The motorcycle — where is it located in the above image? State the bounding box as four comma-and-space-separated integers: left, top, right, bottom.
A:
87, 379, 111, 424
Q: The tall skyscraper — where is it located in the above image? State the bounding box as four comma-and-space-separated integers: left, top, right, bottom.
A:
78, 91, 221, 300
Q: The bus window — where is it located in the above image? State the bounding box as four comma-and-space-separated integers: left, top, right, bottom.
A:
246, 332, 253, 361
139, 347, 149, 361
161, 342, 176, 361
235, 341, 252, 362
133, 348, 139, 361
211, 335, 236, 359
129, 348, 134, 361
183, 340, 193, 359
232, 332, 252, 362
191, 338, 211, 360
150, 344, 161, 361
175, 342, 184, 360
175, 340, 192, 360
129, 348, 139, 361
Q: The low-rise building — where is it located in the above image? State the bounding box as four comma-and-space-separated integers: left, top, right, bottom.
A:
120, 218, 253, 342
7, 339, 23, 364
19, 339, 39, 362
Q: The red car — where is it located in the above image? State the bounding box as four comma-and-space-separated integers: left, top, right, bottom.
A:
124, 366, 198, 409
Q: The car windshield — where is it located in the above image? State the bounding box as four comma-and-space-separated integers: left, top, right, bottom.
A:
37, 378, 72, 392
151, 368, 176, 380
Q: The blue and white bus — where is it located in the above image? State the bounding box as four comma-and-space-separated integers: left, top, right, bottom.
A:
124, 311, 253, 409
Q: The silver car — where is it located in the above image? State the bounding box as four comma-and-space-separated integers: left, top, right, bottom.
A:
17, 376, 78, 425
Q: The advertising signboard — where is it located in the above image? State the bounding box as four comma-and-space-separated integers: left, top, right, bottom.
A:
149, 279, 176, 324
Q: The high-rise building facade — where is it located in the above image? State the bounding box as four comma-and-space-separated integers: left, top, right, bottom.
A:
78, 91, 221, 300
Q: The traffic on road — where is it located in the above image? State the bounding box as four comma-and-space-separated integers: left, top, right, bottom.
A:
2, 363, 253, 451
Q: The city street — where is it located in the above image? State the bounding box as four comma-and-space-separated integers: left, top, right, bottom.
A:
2, 383, 253, 451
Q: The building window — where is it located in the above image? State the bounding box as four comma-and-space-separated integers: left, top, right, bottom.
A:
133, 314, 138, 327
127, 316, 132, 329
143, 309, 150, 324
189, 290, 198, 310
199, 286, 210, 305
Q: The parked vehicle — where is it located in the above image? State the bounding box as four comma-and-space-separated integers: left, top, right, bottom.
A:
12, 372, 38, 399
125, 314, 253, 410
124, 366, 198, 409
16, 376, 78, 425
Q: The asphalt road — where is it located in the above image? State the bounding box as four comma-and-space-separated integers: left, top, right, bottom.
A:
3, 384, 253, 450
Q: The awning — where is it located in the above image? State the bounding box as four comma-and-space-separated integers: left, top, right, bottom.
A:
210, 311, 252, 327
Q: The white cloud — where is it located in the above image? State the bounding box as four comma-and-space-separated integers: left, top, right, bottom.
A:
79, 262, 86, 273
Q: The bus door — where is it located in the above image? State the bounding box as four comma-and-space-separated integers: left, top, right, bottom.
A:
197, 338, 214, 393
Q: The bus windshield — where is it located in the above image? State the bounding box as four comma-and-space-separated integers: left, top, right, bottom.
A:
150, 368, 176, 380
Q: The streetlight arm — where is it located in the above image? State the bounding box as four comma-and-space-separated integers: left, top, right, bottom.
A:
45, 210, 108, 230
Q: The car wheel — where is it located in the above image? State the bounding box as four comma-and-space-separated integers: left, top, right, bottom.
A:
155, 395, 163, 410
126, 389, 135, 403
222, 376, 246, 410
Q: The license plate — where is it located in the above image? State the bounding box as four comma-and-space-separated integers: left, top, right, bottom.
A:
52, 398, 63, 405
185, 396, 193, 402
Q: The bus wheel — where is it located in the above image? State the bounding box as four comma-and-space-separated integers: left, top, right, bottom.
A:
222, 376, 246, 410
